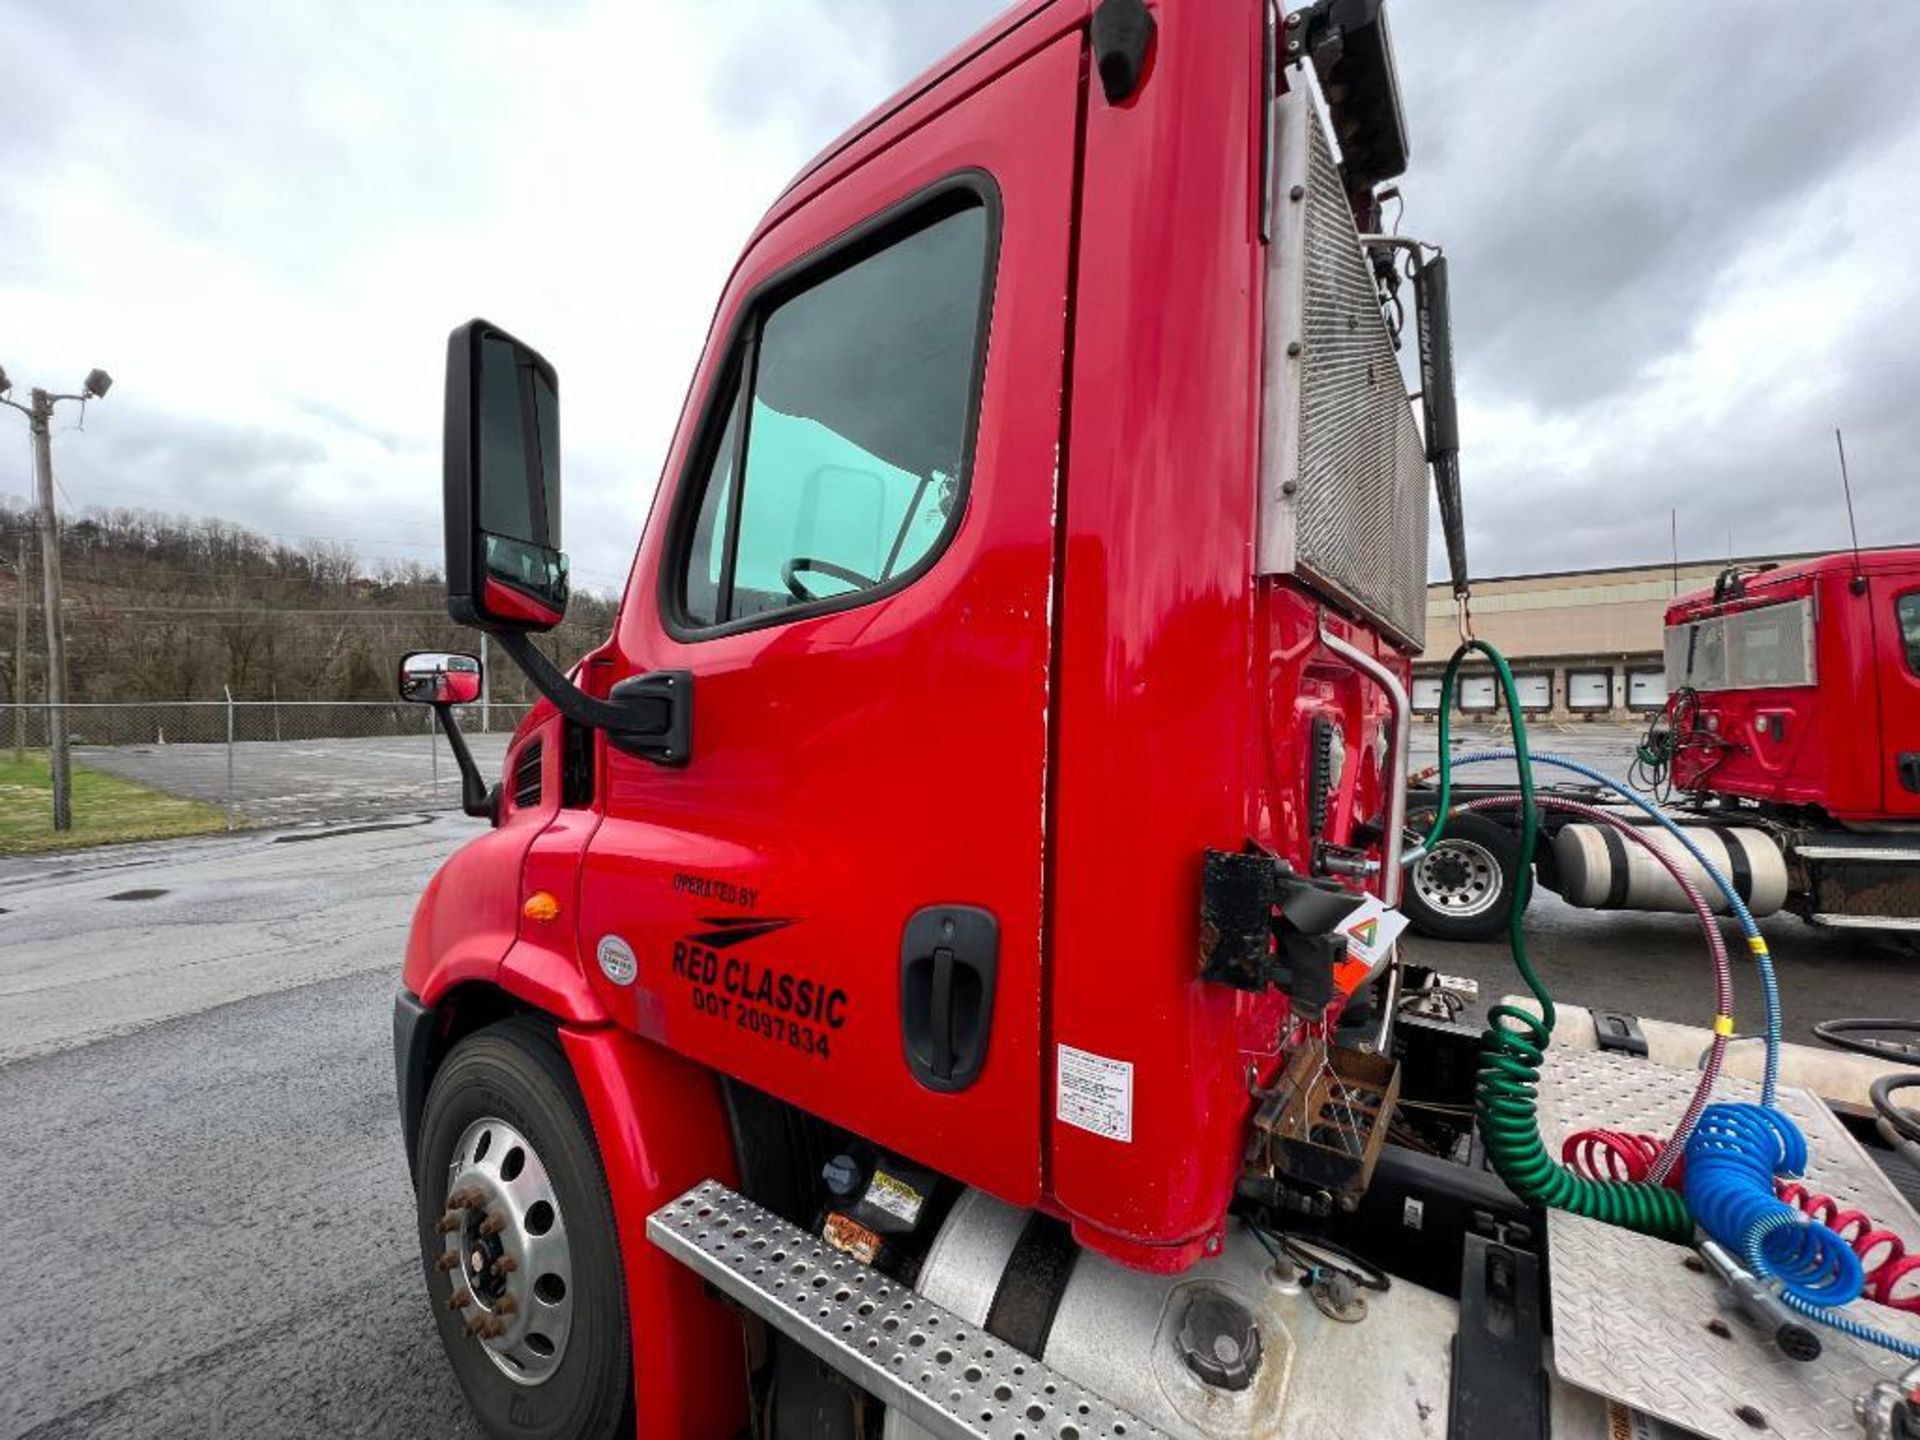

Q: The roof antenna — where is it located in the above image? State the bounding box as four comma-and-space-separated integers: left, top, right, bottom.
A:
1834, 427, 1867, 595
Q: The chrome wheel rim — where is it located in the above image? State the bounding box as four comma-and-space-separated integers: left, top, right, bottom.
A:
439, 1116, 574, 1385
1413, 838, 1503, 920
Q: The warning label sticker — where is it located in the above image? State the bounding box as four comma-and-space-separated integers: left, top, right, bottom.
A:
863, 1170, 925, 1226
1056, 1044, 1133, 1143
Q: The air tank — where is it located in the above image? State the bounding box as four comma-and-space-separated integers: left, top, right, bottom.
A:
1551, 822, 1787, 917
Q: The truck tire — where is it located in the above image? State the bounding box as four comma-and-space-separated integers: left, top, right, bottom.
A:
416, 1017, 633, 1440
1403, 811, 1526, 942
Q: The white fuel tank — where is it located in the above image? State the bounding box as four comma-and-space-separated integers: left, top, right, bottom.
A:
883, 1189, 1456, 1440
1551, 822, 1787, 917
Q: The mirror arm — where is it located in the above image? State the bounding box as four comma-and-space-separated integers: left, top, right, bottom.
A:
430, 703, 500, 821
491, 630, 692, 766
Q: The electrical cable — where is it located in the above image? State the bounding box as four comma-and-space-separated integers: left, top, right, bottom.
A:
1812, 1018, 1920, 1065
1452, 792, 1732, 1180
1257, 1227, 1392, 1292
1871, 1073, 1920, 1149
1426, 642, 1695, 1241
1628, 687, 1728, 802
1436, 746, 1782, 1107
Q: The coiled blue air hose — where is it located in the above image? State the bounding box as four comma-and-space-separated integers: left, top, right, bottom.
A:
1439, 748, 1782, 1107
1685, 1102, 1920, 1360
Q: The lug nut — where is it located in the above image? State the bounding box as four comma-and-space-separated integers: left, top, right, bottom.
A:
478, 1212, 507, 1238
464, 1314, 489, 1337
482, 1317, 510, 1339
435, 1253, 460, 1272
491, 1255, 519, 1276
448, 1288, 474, 1311
496, 1295, 520, 1315
435, 1214, 462, 1234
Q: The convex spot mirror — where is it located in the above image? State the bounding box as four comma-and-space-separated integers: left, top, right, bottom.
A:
444, 319, 569, 633
398, 651, 483, 706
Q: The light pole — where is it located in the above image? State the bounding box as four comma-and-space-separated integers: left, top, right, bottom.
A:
1, 364, 112, 831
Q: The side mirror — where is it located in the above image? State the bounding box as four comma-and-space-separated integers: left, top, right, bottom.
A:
398, 650, 484, 706
444, 319, 569, 632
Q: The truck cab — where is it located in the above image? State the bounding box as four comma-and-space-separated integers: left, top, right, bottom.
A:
1663, 548, 1920, 822
393, 3, 1464, 1436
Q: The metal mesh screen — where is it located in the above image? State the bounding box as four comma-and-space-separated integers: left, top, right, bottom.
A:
1663, 598, 1816, 692
1269, 97, 1430, 650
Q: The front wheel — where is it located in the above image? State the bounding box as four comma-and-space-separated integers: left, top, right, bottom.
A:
416, 1017, 632, 1440
1403, 811, 1527, 942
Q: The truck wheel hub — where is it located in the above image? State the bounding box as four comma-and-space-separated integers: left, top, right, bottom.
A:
441, 1115, 575, 1385
1414, 840, 1501, 918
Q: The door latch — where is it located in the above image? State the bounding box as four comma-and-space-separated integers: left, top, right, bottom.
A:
900, 906, 998, 1092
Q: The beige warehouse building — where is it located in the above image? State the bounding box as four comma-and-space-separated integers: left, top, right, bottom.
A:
1410, 546, 1907, 721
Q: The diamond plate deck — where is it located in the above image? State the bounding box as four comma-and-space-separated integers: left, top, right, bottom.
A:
1535, 1047, 1920, 1440
647, 1180, 1165, 1440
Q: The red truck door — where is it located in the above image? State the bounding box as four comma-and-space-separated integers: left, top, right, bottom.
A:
1877, 574, 1920, 817
573, 26, 1082, 1208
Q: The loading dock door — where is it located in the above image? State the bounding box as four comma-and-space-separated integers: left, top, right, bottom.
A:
1457, 674, 1498, 712
1628, 667, 1668, 711
1513, 673, 1552, 711
1567, 669, 1612, 711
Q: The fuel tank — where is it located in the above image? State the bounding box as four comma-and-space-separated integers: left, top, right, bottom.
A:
1550, 822, 1787, 917
882, 1189, 1454, 1440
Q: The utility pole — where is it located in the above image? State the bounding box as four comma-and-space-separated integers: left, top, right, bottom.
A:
11, 536, 27, 762
2, 364, 113, 831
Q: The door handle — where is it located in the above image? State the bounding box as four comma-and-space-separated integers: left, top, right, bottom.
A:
900, 906, 998, 1093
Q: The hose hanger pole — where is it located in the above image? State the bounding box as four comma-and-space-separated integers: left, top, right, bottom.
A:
1361, 233, 1471, 605
1317, 620, 1411, 1052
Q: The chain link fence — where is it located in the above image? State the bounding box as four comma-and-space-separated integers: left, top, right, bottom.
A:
5, 699, 534, 833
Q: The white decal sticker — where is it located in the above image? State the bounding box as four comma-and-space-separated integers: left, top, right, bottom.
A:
1337, 896, 1410, 972
1057, 1044, 1133, 1143
596, 934, 637, 986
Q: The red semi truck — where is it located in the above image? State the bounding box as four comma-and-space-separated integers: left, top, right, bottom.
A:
388, 3, 1920, 1439
1402, 549, 1920, 947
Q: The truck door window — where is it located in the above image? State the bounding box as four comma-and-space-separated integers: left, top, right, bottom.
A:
671, 191, 993, 632
1899, 592, 1920, 676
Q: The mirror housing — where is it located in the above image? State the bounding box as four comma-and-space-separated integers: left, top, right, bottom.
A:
396, 651, 496, 820
397, 651, 483, 707
444, 319, 569, 633
434, 317, 694, 768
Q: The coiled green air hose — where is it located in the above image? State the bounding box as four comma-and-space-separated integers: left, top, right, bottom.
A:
1427, 641, 1694, 1242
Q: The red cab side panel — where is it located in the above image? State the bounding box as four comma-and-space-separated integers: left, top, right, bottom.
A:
1874, 568, 1920, 818
559, 1024, 746, 1440
1047, 0, 1272, 1271
404, 713, 560, 1006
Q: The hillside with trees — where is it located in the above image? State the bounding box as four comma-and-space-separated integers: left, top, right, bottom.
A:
0, 502, 617, 706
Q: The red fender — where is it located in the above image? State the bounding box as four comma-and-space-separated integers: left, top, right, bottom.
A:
558, 1023, 747, 1438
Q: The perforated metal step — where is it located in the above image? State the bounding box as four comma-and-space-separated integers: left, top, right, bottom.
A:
647, 1180, 1164, 1440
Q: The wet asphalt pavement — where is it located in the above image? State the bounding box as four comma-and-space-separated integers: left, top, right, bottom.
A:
0, 818, 485, 1440
0, 750, 1913, 1436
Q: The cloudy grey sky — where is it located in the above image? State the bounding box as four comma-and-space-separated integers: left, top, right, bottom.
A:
4, 0, 1916, 593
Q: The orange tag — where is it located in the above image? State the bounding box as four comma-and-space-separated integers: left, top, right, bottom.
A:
522, 892, 560, 923
1331, 951, 1373, 998
823, 1212, 884, 1266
